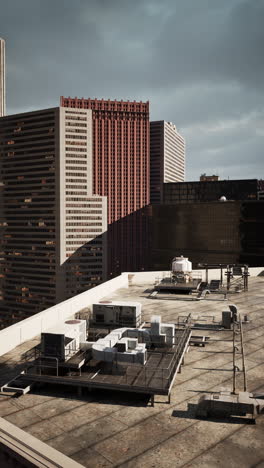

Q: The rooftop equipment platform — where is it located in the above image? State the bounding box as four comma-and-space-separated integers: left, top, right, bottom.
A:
18, 326, 191, 403
155, 256, 202, 294
154, 263, 250, 299
155, 278, 201, 294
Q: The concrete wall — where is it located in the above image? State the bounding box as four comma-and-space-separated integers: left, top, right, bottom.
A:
0, 417, 83, 467
0, 267, 263, 357
0, 274, 129, 356
128, 267, 264, 285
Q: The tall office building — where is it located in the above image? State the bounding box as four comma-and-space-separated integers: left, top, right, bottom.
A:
0, 107, 107, 327
0, 38, 5, 117
61, 97, 150, 276
150, 121, 185, 203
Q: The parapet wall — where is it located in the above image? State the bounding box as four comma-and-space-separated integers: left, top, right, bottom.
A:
128, 267, 264, 284
0, 267, 263, 357
0, 417, 83, 467
0, 273, 129, 356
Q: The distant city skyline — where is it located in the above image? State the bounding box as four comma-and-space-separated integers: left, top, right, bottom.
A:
1, 0, 264, 181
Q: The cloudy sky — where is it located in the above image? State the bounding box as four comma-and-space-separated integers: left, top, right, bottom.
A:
1, 0, 264, 180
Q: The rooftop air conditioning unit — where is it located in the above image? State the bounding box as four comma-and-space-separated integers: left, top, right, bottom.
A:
41, 319, 86, 361
92, 301, 141, 328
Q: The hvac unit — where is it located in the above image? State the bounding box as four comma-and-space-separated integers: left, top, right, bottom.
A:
41, 319, 86, 361
92, 301, 141, 328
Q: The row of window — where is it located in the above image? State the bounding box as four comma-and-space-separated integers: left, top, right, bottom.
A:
65, 197, 102, 202
65, 116, 87, 122
65, 204, 103, 208
65, 147, 86, 152
65, 221, 102, 226
65, 214, 102, 219
65, 185, 87, 189
66, 226, 102, 231
65, 153, 87, 158
66, 191, 87, 195
65, 134, 87, 140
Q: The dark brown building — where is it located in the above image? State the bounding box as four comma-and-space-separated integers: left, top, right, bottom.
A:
163, 179, 263, 204
150, 200, 264, 269
200, 173, 219, 181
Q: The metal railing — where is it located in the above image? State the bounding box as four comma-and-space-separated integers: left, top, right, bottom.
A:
24, 352, 59, 377
37, 356, 59, 377
23, 343, 88, 377
22, 345, 41, 363
154, 271, 202, 285
124, 325, 191, 390
232, 314, 247, 394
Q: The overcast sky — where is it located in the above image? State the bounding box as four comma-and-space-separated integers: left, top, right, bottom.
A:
1, 0, 264, 181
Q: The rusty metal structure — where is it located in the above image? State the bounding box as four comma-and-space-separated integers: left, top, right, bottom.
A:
197, 263, 250, 294
196, 313, 264, 422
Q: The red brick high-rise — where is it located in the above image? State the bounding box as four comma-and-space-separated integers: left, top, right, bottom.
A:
60, 97, 150, 276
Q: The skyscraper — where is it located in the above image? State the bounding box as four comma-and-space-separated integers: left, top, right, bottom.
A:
150, 121, 185, 204
0, 107, 107, 327
0, 38, 5, 117
61, 97, 150, 276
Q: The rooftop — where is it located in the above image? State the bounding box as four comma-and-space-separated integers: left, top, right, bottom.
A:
0, 271, 264, 467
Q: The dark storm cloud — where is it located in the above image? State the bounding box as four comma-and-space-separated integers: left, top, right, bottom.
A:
150, 0, 264, 89
1, 0, 263, 180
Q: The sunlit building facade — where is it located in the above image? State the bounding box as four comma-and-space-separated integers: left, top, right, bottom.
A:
150, 121, 185, 204
61, 97, 150, 276
0, 107, 107, 327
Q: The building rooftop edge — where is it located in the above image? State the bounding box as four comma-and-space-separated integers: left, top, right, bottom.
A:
0, 106, 94, 119
0, 268, 263, 358
61, 95, 149, 104
164, 179, 259, 184
0, 106, 60, 118
0, 417, 83, 468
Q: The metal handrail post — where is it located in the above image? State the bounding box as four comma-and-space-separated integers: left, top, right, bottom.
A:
240, 317, 247, 391
232, 321, 237, 394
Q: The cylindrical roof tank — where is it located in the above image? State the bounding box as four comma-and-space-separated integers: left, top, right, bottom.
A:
172, 256, 192, 273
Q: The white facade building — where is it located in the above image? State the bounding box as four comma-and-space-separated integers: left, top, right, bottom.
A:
150, 120, 185, 203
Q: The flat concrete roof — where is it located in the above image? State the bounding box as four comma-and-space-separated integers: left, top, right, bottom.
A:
0, 276, 264, 467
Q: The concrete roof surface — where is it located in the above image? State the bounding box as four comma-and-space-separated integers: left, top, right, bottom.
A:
0, 276, 264, 467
